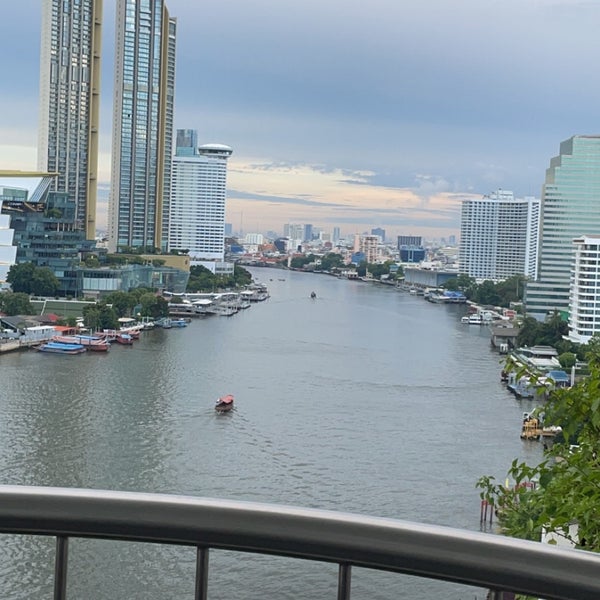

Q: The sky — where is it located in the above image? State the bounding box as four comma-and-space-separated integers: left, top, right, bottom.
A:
2, 0, 600, 242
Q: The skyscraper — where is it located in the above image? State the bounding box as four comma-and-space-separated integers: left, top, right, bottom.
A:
38, 0, 103, 240
459, 189, 539, 281
168, 137, 233, 261
526, 136, 600, 319
108, 0, 176, 253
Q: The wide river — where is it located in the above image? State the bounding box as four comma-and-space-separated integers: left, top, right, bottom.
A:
0, 268, 543, 599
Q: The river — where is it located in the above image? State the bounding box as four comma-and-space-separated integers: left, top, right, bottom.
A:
0, 268, 544, 599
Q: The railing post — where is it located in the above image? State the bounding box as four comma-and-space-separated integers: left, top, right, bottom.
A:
194, 546, 209, 600
54, 536, 69, 600
337, 563, 351, 600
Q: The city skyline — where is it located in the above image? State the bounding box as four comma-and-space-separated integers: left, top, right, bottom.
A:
2, 1, 600, 239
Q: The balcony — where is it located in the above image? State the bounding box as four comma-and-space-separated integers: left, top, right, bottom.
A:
1, 486, 599, 599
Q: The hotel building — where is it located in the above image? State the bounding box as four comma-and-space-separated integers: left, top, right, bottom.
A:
168, 136, 233, 262
37, 0, 103, 240
108, 0, 176, 253
459, 189, 540, 282
526, 136, 600, 319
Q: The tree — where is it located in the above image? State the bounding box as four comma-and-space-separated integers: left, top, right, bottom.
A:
6, 263, 36, 294
0, 292, 35, 316
139, 293, 169, 318
104, 291, 136, 318
30, 267, 59, 297
477, 339, 600, 550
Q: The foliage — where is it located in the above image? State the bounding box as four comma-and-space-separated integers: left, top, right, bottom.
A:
6, 263, 59, 296
477, 339, 600, 550
186, 264, 252, 293
6, 263, 36, 294
443, 274, 525, 308
558, 352, 577, 369
82, 303, 118, 331
31, 267, 60, 297
516, 311, 570, 349
0, 292, 36, 316
138, 293, 169, 318
104, 291, 137, 318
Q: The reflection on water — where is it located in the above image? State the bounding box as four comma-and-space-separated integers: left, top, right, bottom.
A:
0, 269, 543, 598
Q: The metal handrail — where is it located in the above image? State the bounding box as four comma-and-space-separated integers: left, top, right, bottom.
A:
1, 485, 600, 599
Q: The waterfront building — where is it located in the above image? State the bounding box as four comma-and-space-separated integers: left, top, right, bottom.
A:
37, 0, 103, 241
168, 138, 232, 262
108, 0, 177, 254
568, 235, 600, 344
459, 189, 540, 282
526, 136, 600, 320
0, 173, 95, 296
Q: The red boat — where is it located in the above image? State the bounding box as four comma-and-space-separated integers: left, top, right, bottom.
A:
215, 394, 234, 413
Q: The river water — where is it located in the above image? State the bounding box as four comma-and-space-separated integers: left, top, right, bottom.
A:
0, 268, 543, 599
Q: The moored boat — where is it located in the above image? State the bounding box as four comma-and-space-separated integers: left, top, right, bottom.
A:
215, 394, 234, 413
37, 341, 86, 355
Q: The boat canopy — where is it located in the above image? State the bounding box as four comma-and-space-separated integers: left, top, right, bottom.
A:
218, 394, 234, 404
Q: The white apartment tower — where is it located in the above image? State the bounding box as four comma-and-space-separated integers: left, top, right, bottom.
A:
38, 0, 103, 240
459, 190, 540, 281
168, 139, 233, 261
568, 236, 600, 344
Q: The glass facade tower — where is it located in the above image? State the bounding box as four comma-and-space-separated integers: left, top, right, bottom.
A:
37, 0, 103, 240
526, 136, 600, 319
108, 0, 176, 253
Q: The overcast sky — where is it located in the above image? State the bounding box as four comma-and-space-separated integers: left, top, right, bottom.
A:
1, 0, 600, 240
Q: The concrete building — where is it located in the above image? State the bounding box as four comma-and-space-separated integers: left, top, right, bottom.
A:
398, 235, 422, 247
526, 136, 600, 319
168, 139, 233, 261
108, 0, 176, 253
37, 0, 103, 240
459, 189, 539, 282
0, 197, 17, 283
568, 236, 600, 344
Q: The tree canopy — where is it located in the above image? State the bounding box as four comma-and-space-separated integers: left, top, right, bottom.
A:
6, 263, 59, 297
0, 292, 36, 316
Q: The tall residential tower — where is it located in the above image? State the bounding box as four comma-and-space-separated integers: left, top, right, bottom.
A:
108, 0, 176, 253
526, 136, 600, 319
38, 0, 103, 240
459, 189, 540, 281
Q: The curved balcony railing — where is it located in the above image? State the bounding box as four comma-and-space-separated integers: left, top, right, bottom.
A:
1, 485, 600, 600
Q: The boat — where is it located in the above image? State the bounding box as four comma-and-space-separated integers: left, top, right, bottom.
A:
37, 341, 86, 355
114, 333, 134, 345
51, 334, 110, 352
215, 394, 234, 413
310, 291, 317, 299
467, 314, 483, 325
170, 318, 189, 327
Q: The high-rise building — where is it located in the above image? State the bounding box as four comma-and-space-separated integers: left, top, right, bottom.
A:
568, 235, 600, 344
526, 136, 600, 319
175, 129, 198, 156
168, 139, 233, 261
332, 227, 341, 243
397, 235, 422, 248
371, 227, 385, 242
459, 189, 540, 281
37, 0, 103, 240
108, 0, 176, 253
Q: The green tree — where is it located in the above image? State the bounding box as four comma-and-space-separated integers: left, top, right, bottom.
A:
30, 267, 59, 297
139, 293, 169, 318
6, 263, 36, 294
0, 292, 35, 316
104, 291, 136, 318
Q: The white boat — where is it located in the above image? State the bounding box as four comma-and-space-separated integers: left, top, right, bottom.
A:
467, 314, 483, 325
